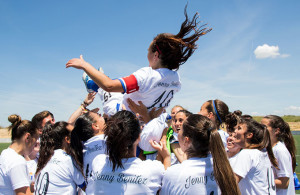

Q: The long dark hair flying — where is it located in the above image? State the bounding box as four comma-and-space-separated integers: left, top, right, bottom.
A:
151, 5, 212, 70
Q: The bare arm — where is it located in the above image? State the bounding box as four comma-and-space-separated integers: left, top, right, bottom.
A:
68, 92, 98, 128
275, 177, 290, 189
66, 55, 124, 92
235, 173, 242, 183
15, 186, 32, 195
171, 142, 187, 163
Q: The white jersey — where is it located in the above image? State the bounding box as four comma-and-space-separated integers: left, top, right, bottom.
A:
98, 88, 124, 117
83, 134, 107, 195
27, 158, 38, 184
119, 67, 181, 112
160, 155, 220, 195
34, 149, 85, 195
272, 142, 295, 195
232, 149, 276, 195
90, 155, 164, 194
139, 113, 169, 152
0, 148, 30, 195
217, 129, 228, 149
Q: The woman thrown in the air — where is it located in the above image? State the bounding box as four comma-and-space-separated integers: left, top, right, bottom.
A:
66, 5, 211, 117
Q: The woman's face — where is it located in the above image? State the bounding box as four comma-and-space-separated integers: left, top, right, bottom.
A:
147, 41, 155, 67
198, 102, 215, 122
261, 118, 277, 144
174, 112, 188, 133
178, 124, 188, 152
25, 132, 39, 156
227, 132, 242, 153
171, 106, 182, 127
89, 112, 105, 132
234, 123, 248, 148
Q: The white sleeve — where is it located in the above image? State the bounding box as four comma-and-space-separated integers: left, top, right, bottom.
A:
232, 150, 252, 179
68, 162, 85, 187
132, 67, 152, 93
275, 149, 291, 178
139, 113, 168, 151
9, 163, 30, 190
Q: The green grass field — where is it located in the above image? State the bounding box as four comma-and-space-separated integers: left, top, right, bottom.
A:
1, 136, 300, 193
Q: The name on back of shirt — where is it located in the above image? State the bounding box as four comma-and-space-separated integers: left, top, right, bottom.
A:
93, 172, 148, 185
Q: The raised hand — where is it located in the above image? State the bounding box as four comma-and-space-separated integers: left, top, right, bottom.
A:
66, 55, 87, 70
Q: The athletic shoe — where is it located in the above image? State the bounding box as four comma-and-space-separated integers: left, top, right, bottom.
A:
82, 72, 94, 93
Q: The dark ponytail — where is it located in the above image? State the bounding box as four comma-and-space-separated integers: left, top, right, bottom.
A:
69, 113, 96, 176
241, 118, 278, 169
182, 114, 240, 195
36, 121, 81, 174
264, 115, 296, 171
104, 111, 141, 172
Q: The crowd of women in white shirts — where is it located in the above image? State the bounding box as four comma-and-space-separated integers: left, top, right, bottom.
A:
0, 97, 297, 195
0, 5, 298, 195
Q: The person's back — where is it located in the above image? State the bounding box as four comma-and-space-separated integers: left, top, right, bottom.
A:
90, 155, 164, 195
232, 149, 276, 195
0, 148, 29, 195
35, 149, 84, 195
160, 155, 219, 195
121, 67, 181, 111
272, 142, 295, 195
83, 134, 107, 194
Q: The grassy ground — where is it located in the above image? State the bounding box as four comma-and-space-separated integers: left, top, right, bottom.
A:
0, 142, 9, 153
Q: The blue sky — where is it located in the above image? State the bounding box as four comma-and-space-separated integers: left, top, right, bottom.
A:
0, 0, 299, 127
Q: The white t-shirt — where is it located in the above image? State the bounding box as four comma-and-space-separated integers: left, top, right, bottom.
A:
34, 149, 85, 195
139, 113, 169, 152
217, 129, 228, 149
0, 148, 30, 195
232, 149, 276, 195
160, 155, 220, 195
89, 155, 164, 194
27, 158, 38, 184
98, 88, 124, 117
83, 134, 106, 194
119, 67, 181, 112
272, 142, 295, 195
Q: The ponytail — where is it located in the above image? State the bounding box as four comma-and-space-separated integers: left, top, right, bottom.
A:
183, 114, 240, 195
36, 123, 55, 174
210, 130, 241, 195
68, 113, 96, 176
264, 115, 296, 171
104, 111, 140, 172
242, 118, 278, 169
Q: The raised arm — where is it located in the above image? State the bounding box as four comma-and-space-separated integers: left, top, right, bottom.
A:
68, 92, 98, 128
66, 55, 124, 92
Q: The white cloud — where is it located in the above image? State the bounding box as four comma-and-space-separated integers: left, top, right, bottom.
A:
254, 44, 289, 59
273, 106, 300, 116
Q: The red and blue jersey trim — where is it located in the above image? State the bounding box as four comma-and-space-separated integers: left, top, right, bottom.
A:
118, 74, 139, 94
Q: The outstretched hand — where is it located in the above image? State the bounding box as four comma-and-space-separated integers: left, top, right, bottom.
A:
66, 55, 87, 70
149, 139, 170, 159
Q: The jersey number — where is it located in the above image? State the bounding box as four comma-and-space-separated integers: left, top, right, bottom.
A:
35, 172, 49, 195
147, 90, 174, 109
267, 167, 276, 195
103, 92, 112, 102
